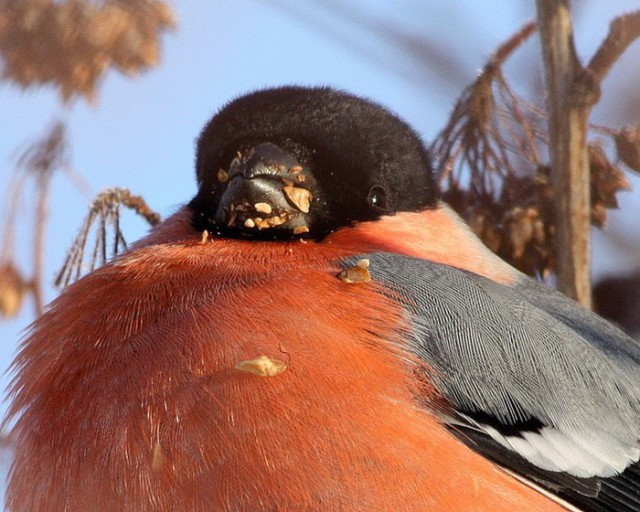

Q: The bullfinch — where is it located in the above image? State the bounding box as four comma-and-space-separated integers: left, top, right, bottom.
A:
5, 86, 640, 512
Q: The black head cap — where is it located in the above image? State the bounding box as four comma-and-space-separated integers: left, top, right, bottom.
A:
190, 86, 438, 239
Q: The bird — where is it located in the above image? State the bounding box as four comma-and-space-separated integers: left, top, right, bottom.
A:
5, 85, 640, 512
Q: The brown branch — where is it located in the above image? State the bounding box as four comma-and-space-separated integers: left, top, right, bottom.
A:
536, 0, 592, 307
55, 188, 160, 288
536, 5, 640, 307
491, 20, 538, 67
0, 171, 28, 264
32, 172, 52, 317
587, 10, 640, 84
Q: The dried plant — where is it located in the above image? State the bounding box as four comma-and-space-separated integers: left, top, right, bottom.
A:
613, 125, 640, 172
432, 18, 639, 279
0, 122, 71, 317
0, 263, 29, 319
55, 187, 160, 288
0, 0, 176, 101
0, 0, 172, 321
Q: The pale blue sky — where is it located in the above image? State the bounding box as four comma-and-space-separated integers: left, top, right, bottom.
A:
1, 0, 639, 498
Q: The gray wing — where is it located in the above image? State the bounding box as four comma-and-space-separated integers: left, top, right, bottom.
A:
345, 252, 640, 512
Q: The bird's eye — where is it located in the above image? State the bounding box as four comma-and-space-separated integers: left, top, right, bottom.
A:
367, 185, 389, 210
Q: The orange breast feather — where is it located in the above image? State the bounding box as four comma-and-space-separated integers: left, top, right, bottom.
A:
6, 212, 565, 511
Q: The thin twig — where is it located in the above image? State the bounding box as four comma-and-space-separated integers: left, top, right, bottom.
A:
55, 188, 160, 288
491, 20, 538, 66
587, 10, 640, 84
32, 172, 52, 317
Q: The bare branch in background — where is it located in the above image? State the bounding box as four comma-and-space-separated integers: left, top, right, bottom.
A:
0, 122, 67, 317
537, 0, 594, 307
0, 0, 172, 324
587, 10, 640, 85
55, 188, 160, 289
535, 4, 640, 307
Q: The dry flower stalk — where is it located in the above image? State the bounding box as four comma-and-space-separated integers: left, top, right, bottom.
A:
0, 0, 176, 101
55, 187, 160, 288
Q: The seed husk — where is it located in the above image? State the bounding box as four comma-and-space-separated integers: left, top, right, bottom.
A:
235, 355, 287, 377
336, 259, 371, 284
254, 202, 272, 214
283, 185, 311, 213
217, 169, 229, 182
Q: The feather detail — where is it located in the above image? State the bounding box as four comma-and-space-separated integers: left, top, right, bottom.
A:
5, 209, 565, 511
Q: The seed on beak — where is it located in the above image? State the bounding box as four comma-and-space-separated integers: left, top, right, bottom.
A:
254, 202, 273, 214
283, 185, 311, 213
266, 215, 286, 226
293, 226, 309, 235
235, 355, 287, 377
217, 169, 229, 182
229, 157, 241, 172
337, 259, 372, 284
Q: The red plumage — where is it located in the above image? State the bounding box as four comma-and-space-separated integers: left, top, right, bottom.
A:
6, 209, 565, 511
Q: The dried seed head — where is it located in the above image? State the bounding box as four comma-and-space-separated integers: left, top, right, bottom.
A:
283, 185, 311, 213
467, 211, 501, 253
0, 263, 28, 318
235, 355, 287, 377
590, 144, 631, 227
615, 126, 640, 171
244, 218, 256, 229
289, 166, 303, 174
254, 202, 273, 214
337, 259, 372, 284
505, 207, 536, 259
217, 169, 229, 182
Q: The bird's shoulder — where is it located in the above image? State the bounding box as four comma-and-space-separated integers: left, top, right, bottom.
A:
346, 251, 640, 512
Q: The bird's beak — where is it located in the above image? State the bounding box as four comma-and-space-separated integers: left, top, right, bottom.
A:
214, 142, 314, 237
